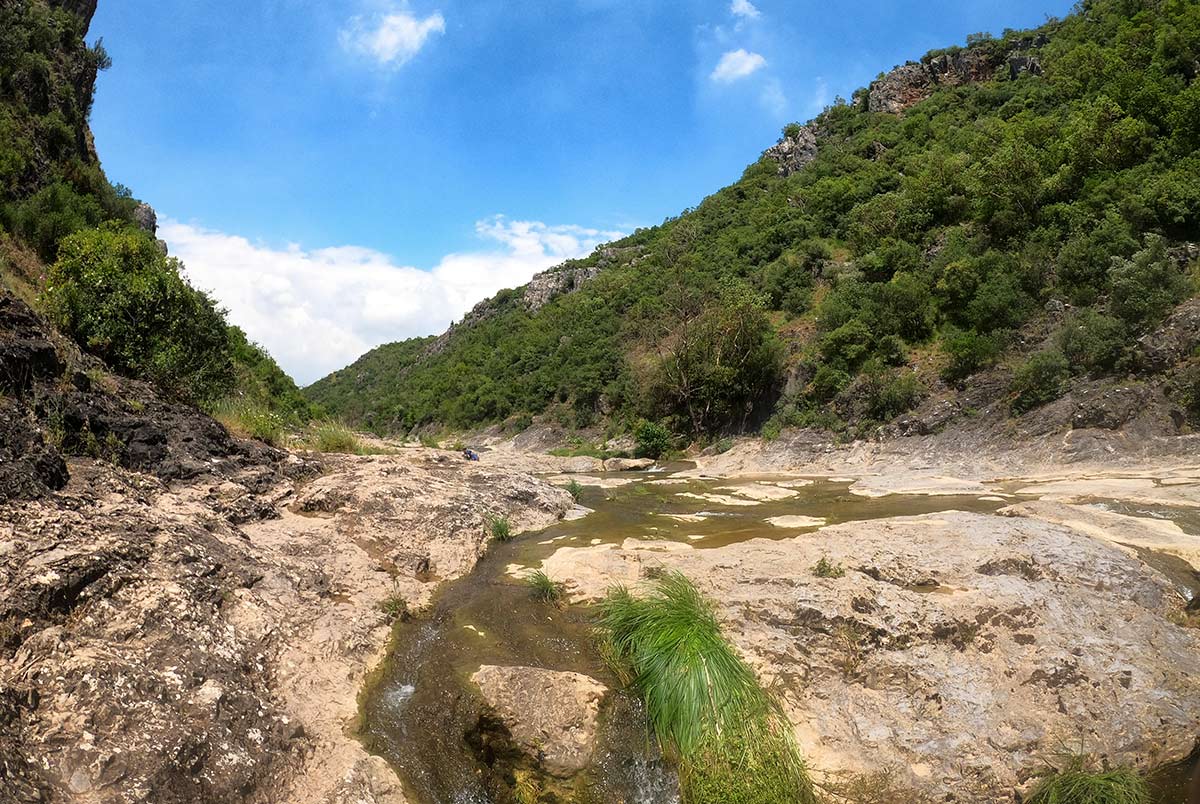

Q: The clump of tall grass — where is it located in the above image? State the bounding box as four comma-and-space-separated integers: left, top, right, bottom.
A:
526, 570, 566, 606
305, 419, 364, 454
210, 398, 285, 446
487, 514, 513, 542
596, 572, 815, 804
565, 479, 584, 502
1026, 756, 1148, 804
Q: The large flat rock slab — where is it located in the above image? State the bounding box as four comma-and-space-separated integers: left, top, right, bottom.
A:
542, 510, 1200, 800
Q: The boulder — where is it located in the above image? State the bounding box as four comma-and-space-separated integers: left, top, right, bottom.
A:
470, 665, 608, 778
602, 457, 655, 472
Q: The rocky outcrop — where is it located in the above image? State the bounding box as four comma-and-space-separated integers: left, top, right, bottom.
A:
542, 510, 1200, 800
868, 38, 1045, 114
1139, 297, 1200, 373
0, 447, 573, 804
470, 665, 608, 778
763, 124, 819, 177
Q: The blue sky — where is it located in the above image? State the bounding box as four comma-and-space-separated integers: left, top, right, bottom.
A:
88, 0, 1073, 383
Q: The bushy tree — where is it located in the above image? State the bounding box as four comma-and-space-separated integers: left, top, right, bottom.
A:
1011, 350, 1071, 413
42, 225, 235, 402
1108, 236, 1190, 332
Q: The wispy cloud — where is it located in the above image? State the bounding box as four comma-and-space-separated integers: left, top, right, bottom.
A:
710, 48, 767, 82
761, 77, 787, 115
160, 217, 624, 384
730, 0, 761, 19
807, 77, 830, 115
339, 4, 445, 69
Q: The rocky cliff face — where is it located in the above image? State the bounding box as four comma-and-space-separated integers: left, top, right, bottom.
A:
763, 124, 819, 177
867, 36, 1046, 114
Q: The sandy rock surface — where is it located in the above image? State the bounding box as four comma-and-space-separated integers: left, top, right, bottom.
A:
542, 509, 1200, 801
470, 665, 609, 778
0, 448, 571, 804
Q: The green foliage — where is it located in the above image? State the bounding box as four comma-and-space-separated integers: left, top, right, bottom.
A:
1011, 349, 1071, 413
525, 570, 566, 606
304, 419, 365, 454
596, 573, 815, 804
42, 226, 235, 403
859, 366, 923, 422
941, 327, 1007, 382
210, 398, 286, 446
1173, 362, 1200, 426
1058, 310, 1130, 376
377, 593, 409, 623
812, 556, 846, 578
564, 479, 584, 502
1107, 236, 1190, 332
634, 420, 672, 459
1026, 757, 1148, 804
487, 515, 513, 543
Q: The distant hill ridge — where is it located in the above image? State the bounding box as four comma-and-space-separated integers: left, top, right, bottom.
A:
308, 0, 1200, 444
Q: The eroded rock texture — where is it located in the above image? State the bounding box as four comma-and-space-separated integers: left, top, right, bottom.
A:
543, 510, 1200, 801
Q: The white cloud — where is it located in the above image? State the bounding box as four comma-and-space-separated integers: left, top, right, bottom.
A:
710, 49, 766, 83
159, 217, 623, 385
339, 5, 445, 68
730, 0, 761, 19
807, 77, 830, 115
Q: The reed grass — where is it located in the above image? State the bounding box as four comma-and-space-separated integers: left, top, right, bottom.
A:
596, 572, 815, 804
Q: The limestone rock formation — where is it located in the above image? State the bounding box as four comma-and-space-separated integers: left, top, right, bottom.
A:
868, 38, 1045, 114
471, 665, 609, 778
543, 510, 1200, 800
763, 124, 819, 177
602, 457, 655, 472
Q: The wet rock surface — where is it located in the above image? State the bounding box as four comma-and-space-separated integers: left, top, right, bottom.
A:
543, 509, 1200, 800
470, 665, 609, 778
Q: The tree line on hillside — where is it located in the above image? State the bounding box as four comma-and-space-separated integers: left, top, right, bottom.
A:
307, 0, 1200, 441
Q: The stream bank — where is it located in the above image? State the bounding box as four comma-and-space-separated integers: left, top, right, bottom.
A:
359, 467, 1200, 803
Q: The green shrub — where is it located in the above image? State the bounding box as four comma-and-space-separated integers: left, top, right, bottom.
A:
378, 593, 409, 623
810, 364, 852, 401
941, 328, 1006, 382
1011, 350, 1071, 413
597, 573, 815, 804
565, 479, 584, 502
487, 515, 513, 542
861, 367, 923, 422
634, 420, 672, 459
1173, 363, 1200, 426
812, 556, 846, 578
525, 570, 566, 606
1108, 236, 1190, 332
1058, 310, 1129, 376
1026, 757, 1148, 804
42, 225, 235, 403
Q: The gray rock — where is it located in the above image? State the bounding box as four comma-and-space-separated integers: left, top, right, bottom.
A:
763, 124, 819, 177
602, 457, 655, 472
133, 202, 158, 236
471, 665, 608, 778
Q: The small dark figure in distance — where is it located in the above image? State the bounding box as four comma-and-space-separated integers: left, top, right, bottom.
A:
463, 448, 480, 461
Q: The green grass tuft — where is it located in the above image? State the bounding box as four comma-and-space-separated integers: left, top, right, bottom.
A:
210, 398, 285, 446
1027, 757, 1148, 804
596, 572, 815, 804
487, 515, 513, 542
565, 479, 584, 502
526, 570, 566, 606
305, 419, 365, 454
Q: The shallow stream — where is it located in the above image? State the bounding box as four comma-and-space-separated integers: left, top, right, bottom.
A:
359, 471, 1199, 803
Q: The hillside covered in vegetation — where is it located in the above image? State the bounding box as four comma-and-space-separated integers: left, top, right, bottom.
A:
0, 0, 310, 419
309, 0, 1200, 444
